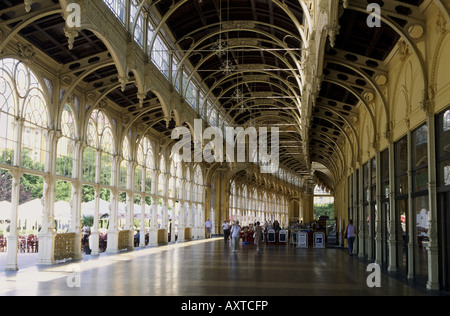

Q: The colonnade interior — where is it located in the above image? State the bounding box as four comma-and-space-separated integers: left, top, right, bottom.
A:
0, 0, 450, 293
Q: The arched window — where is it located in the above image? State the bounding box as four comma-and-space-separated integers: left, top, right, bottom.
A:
230, 180, 236, 208
193, 164, 203, 203
137, 136, 154, 194
103, 0, 126, 24
158, 153, 166, 197
0, 59, 20, 165
119, 137, 130, 189
185, 166, 191, 202
0, 59, 49, 170
175, 156, 183, 200
11, 59, 49, 172
168, 156, 177, 199
57, 105, 77, 178
131, 0, 144, 47
83, 109, 114, 186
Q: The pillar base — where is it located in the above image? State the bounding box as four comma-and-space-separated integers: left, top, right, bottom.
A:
5, 264, 19, 271
37, 233, 55, 265
106, 230, 119, 254
157, 229, 168, 245
148, 228, 158, 247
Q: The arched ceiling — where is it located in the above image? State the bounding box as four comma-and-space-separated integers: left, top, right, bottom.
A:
153, 0, 308, 176
0, 0, 431, 192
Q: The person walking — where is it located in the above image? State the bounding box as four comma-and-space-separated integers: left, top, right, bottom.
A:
205, 218, 212, 238
222, 219, 230, 245
254, 221, 263, 251
230, 220, 241, 253
345, 219, 357, 256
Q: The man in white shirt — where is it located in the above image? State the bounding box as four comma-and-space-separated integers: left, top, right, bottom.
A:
205, 218, 212, 238
230, 221, 241, 253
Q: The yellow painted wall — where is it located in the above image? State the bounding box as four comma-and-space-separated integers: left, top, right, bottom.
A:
333, 2, 450, 230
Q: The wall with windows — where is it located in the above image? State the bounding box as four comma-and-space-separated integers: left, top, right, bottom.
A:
333, 4, 450, 291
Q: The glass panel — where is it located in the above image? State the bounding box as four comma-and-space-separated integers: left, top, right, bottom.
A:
439, 159, 450, 187
57, 106, 76, 178
0, 61, 17, 165
371, 158, 376, 185
100, 152, 112, 186
412, 125, 428, 169
412, 124, 428, 192
395, 136, 408, 195
152, 36, 169, 78
103, 0, 126, 24
82, 147, 96, 183
414, 195, 429, 280
396, 199, 408, 273
437, 109, 450, 187
363, 163, 369, 202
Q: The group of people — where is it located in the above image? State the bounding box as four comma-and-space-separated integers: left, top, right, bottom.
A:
220, 219, 283, 252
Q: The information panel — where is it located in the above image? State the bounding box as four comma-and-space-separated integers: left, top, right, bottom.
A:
279, 230, 287, 243
297, 232, 308, 248
313, 232, 325, 248
267, 229, 275, 242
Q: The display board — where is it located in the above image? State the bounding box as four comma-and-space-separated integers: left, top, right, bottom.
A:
297, 232, 308, 248
279, 230, 287, 243
267, 229, 275, 242
313, 232, 325, 248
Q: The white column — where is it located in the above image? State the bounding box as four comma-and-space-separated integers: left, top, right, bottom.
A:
91, 147, 102, 256
139, 167, 147, 248
148, 170, 159, 246
177, 179, 186, 243
191, 203, 197, 239
126, 191, 134, 250
149, 195, 158, 246
6, 117, 24, 270
140, 196, 146, 248
5, 169, 22, 271
70, 140, 85, 260
168, 199, 175, 244
90, 186, 100, 256
37, 130, 60, 265
126, 161, 136, 250
106, 156, 121, 254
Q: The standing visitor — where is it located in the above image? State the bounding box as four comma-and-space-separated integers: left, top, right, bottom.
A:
222, 219, 230, 245
254, 221, 263, 251
205, 218, 212, 238
345, 219, 357, 256
230, 221, 241, 253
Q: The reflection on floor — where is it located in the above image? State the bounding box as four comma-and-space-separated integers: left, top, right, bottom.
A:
0, 238, 433, 296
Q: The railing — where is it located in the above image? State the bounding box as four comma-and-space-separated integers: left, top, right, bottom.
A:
118, 230, 130, 250
0, 235, 39, 253
157, 229, 168, 245
0, 236, 6, 252
54, 233, 76, 261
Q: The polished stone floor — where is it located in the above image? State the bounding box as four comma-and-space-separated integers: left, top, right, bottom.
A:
0, 237, 438, 296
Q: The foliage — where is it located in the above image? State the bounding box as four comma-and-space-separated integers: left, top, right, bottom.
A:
314, 203, 335, 219
82, 215, 94, 227
0, 171, 33, 204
